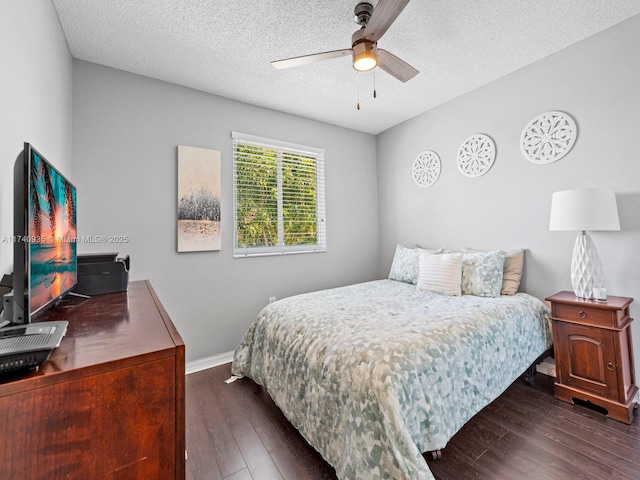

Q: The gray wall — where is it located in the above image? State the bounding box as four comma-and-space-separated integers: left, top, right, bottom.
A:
0, 1, 72, 275
71, 61, 379, 362
377, 15, 640, 377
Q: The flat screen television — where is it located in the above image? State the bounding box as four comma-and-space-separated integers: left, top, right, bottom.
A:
12, 142, 77, 324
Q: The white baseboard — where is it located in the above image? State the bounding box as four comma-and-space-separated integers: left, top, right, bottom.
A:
186, 350, 234, 375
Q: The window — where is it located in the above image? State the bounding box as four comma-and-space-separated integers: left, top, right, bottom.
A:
232, 132, 326, 257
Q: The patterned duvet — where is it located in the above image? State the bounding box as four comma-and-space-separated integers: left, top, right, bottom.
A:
232, 279, 553, 480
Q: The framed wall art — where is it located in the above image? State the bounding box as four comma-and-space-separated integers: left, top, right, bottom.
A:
177, 145, 221, 252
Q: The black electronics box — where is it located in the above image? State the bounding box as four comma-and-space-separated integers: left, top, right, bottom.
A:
75, 253, 130, 296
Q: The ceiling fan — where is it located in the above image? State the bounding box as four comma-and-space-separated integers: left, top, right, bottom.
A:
271, 0, 419, 83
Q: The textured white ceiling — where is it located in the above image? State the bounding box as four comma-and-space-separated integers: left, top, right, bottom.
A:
51, 0, 640, 135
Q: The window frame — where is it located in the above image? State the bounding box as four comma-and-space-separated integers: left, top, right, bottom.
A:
232, 131, 326, 258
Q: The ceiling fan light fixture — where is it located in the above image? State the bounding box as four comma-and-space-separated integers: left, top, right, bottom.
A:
271, 0, 418, 82
352, 40, 378, 72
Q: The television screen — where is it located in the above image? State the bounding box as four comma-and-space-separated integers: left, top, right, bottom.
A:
13, 143, 77, 323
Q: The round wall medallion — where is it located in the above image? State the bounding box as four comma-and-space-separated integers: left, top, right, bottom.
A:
412, 150, 441, 187
520, 111, 577, 164
457, 134, 495, 177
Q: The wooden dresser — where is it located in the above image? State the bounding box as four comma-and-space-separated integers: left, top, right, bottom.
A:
546, 291, 637, 424
0, 280, 185, 479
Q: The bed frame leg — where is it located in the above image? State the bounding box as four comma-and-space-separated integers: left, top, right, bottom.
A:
428, 450, 442, 460
524, 364, 536, 386
524, 347, 554, 387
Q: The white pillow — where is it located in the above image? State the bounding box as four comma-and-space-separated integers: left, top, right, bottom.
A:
417, 252, 463, 296
388, 244, 442, 284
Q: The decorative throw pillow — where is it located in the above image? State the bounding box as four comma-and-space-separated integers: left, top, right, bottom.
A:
461, 250, 507, 297
417, 252, 463, 296
463, 248, 524, 295
389, 244, 442, 284
501, 249, 524, 295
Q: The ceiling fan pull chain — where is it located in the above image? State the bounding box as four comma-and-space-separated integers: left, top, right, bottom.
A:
373, 70, 377, 98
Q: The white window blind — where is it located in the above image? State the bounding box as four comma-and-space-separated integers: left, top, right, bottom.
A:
232, 132, 326, 257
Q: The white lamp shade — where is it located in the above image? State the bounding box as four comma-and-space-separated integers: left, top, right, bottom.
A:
549, 189, 620, 232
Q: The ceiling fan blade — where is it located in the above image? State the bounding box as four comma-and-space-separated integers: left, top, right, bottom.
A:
271, 49, 352, 69
377, 49, 419, 82
363, 0, 411, 42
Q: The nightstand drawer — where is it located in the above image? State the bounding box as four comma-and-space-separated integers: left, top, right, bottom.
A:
554, 303, 619, 328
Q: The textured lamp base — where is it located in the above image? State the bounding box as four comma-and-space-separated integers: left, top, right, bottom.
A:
571, 232, 605, 299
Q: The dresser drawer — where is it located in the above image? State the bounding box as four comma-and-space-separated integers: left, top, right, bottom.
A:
553, 303, 620, 328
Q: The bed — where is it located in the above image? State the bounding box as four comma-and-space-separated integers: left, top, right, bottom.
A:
231, 249, 553, 480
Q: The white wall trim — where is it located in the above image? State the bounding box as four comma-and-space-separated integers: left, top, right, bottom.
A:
186, 351, 234, 375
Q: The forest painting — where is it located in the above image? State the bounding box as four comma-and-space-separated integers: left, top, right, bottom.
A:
177, 145, 221, 252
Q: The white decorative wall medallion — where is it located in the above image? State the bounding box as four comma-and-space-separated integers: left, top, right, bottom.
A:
412, 150, 441, 187
457, 134, 496, 178
520, 111, 577, 164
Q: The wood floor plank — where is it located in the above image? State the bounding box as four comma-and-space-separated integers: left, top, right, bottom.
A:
487, 400, 618, 479
185, 377, 223, 480
609, 468, 639, 480
185, 366, 640, 480
473, 447, 547, 480
223, 468, 253, 480
498, 388, 640, 476
425, 442, 502, 480
498, 430, 607, 480
186, 373, 237, 479
185, 411, 223, 480
444, 409, 508, 461
269, 447, 336, 480
510, 379, 640, 450
208, 367, 285, 480
232, 379, 283, 454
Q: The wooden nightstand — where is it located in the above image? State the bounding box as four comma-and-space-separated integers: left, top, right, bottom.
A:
546, 291, 638, 423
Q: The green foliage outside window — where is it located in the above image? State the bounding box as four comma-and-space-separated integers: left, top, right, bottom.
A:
235, 144, 318, 249
282, 152, 318, 246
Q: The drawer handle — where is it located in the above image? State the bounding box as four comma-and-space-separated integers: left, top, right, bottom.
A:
578, 310, 587, 318
607, 362, 615, 371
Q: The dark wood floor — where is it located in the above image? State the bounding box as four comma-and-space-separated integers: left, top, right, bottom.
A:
186, 363, 640, 480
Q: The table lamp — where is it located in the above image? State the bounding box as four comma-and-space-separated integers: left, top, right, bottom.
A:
549, 189, 620, 299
